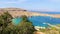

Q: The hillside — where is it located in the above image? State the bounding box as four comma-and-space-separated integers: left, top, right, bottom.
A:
0, 8, 60, 18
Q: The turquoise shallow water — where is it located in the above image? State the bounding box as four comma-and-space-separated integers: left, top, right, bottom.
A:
12, 17, 22, 25
12, 16, 60, 27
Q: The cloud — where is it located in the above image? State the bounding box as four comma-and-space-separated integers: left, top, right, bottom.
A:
0, 0, 28, 4
16, 0, 28, 3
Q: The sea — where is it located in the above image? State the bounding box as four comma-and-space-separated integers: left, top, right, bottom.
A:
12, 12, 60, 27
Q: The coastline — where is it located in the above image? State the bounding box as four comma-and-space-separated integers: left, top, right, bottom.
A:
0, 8, 60, 18
9, 11, 60, 18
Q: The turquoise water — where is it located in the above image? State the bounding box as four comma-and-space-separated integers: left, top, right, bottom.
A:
12, 16, 60, 27
12, 17, 22, 25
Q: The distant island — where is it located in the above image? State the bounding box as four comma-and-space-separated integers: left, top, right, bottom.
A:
0, 8, 60, 18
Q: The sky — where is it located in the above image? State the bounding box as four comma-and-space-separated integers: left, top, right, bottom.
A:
0, 0, 60, 12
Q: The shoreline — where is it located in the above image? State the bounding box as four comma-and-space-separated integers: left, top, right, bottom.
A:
0, 8, 60, 18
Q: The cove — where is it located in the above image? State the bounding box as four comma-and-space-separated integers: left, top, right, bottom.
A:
12, 16, 60, 27
12, 17, 22, 25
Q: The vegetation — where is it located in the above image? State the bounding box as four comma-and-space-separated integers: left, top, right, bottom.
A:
18, 15, 35, 34
0, 12, 35, 34
0, 11, 60, 34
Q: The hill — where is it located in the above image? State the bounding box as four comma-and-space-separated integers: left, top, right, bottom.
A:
0, 8, 60, 18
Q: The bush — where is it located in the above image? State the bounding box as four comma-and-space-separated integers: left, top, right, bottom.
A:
18, 15, 35, 34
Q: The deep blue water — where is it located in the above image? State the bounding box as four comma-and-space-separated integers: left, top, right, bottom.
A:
39, 12, 60, 14
12, 16, 60, 27
30, 11, 60, 14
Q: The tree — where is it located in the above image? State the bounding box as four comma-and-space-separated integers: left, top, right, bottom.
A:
0, 11, 13, 34
18, 15, 35, 34
0, 12, 35, 34
0, 11, 13, 27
